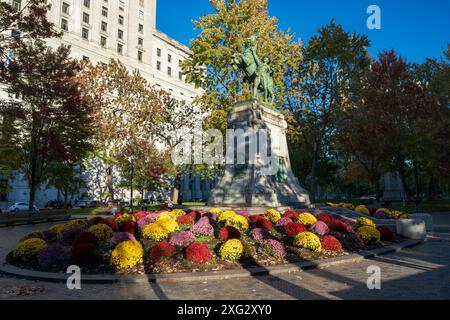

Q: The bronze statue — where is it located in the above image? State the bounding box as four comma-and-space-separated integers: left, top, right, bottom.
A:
231, 36, 275, 103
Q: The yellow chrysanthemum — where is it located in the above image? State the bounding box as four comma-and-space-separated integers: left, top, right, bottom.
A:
142, 223, 169, 241
115, 213, 136, 224
13, 238, 47, 262
355, 217, 376, 229
171, 209, 186, 216
209, 208, 223, 215
225, 214, 249, 231
156, 211, 176, 221
293, 232, 322, 252
356, 226, 380, 244
156, 218, 179, 234
110, 240, 144, 270
264, 209, 281, 223
219, 239, 244, 261
217, 211, 237, 223
87, 224, 114, 242
355, 205, 370, 215
296, 213, 318, 227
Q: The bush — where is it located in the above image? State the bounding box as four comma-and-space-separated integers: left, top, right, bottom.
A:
225, 214, 249, 231
73, 232, 99, 248
329, 219, 352, 232
13, 238, 47, 262
110, 240, 144, 270
169, 231, 196, 247
115, 213, 136, 224
310, 221, 330, 236
373, 211, 388, 220
248, 215, 264, 225
101, 218, 118, 232
356, 226, 381, 245
377, 226, 394, 241
156, 212, 176, 221
355, 217, 376, 229
142, 223, 169, 241
284, 222, 306, 237
217, 210, 237, 224
334, 232, 365, 252
70, 243, 101, 266
250, 228, 271, 244
42, 230, 57, 242
217, 226, 241, 241
264, 209, 281, 223
209, 208, 223, 215
157, 218, 179, 234
110, 232, 136, 247
296, 213, 317, 227
293, 232, 322, 252
177, 215, 195, 226
171, 209, 186, 216
66, 220, 87, 230
118, 221, 137, 235
37, 244, 66, 267
190, 217, 214, 236
275, 217, 293, 227
262, 239, 286, 259
148, 242, 176, 263
185, 243, 212, 264
50, 224, 71, 240
61, 227, 84, 245
252, 217, 273, 231
321, 235, 342, 252
87, 224, 114, 242
137, 213, 159, 230
219, 239, 244, 261
133, 211, 148, 222
355, 205, 370, 215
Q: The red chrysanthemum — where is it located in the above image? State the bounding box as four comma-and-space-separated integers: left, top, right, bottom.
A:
73, 232, 99, 248
133, 211, 147, 222
283, 210, 299, 219
248, 215, 264, 225
70, 243, 100, 266
118, 221, 136, 235
321, 235, 343, 252
253, 217, 274, 231
184, 243, 212, 264
377, 226, 394, 241
188, 211, 202, 221
90, 217, 106, 225
114, 213, 122, 219
177, 215, 195, 226
217, 226, 241, 241
318, 213, 333, 224
102, 218, 118, 231
148, 242, 176, 263
284, 222, 306, 237
330, 219, 352, 232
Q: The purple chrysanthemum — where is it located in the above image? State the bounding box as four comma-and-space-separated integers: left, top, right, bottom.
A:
42, 230, 57, 241
250, 228, 271, 243
263, 239, 286, 259
37, 244, 66, 267
373, 211, 388, 220
310, 221, 330, 236
202, 213, 218, 227
237, 211, 250, 218
61, 227, 84, 244
137, 213, 159, 230
275, 217, 293, 227
110, 232, 136, 246
169, 231, 196, 247
190, 217, 214, 236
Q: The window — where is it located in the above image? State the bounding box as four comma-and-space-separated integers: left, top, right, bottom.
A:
102, 7, 108, 17
138, 24, 144, 33
139, 0, 144, 6
83, 0, 90, 8
119, 0, 125, 11
100, 36, 107, 47
82, 12, 90, 24
12, 0, 21, 12
156, 61, 161, 71
62, 2, 70, 14
117, 43, 123, 54
81, 28, 89, 40
138, 37, 143, 46
178, 71, 183, 81
101, 21, 107, 32
61, 18, 68, 31
168, 67, 172, 76
179, 59, 182, 67
82, 56, 90, 62
139, 10, 144, 20
157, 48, 161, 57
138, 51, 143, 62
118, 29, 123, 39
168, 54, 172, 63
118, 15, 124, 25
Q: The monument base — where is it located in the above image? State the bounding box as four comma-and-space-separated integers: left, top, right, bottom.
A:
208, 100, 311, 209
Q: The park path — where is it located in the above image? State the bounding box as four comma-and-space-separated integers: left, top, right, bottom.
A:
1, 214, 449, 300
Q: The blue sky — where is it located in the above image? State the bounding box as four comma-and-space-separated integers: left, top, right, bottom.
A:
156, 0, 450, 63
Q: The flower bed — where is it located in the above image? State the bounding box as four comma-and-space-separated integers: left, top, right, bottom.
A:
6, 209, 404, 275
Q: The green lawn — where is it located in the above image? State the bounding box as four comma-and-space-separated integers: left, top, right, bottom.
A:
181, 202, 207, 207
390, 200, 450, 214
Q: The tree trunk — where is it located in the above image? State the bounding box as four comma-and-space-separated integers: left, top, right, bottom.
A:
413, 163, 421, 200
28, 157, 37, 211
63, 188, 68, 211
309, 141, 320, 203
106, 166, 114, 203
427, 175, 436, 201
129, 159, 134, 213
172, 173, 182, 204
371, 173, 381, 200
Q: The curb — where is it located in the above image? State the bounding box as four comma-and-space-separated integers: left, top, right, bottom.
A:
0, 239, 423, 284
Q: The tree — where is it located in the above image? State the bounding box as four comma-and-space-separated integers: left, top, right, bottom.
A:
0, 41, 95, 210
183, 0, 303, 113
79, 59, 161, 203
284, 20, 370, 202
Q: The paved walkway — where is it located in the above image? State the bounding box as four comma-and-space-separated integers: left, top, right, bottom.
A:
1, 214, 449, 300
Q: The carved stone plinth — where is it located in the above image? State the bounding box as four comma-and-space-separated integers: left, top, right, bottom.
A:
208, 100, 311, 209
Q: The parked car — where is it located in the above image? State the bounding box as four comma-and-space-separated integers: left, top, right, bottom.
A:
78, 200, 102, 208
8, 202, 38, 212
360, 194, 377, 201
44, 200, 72, 209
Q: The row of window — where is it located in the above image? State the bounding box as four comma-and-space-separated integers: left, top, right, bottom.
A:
63, 1, 145, 19
155, 61, 183, 80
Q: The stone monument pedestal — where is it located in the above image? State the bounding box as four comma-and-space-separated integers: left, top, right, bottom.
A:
208, 100, 311, 209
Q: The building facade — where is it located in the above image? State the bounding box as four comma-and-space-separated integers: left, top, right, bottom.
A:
0, 0, 208, 210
